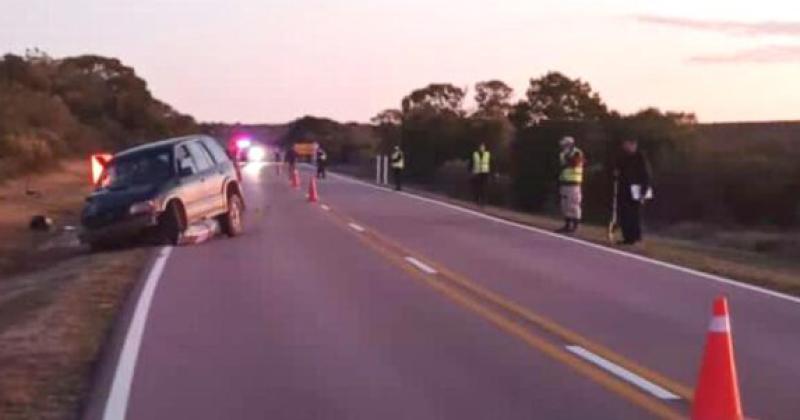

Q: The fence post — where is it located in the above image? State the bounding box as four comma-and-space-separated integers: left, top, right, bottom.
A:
382, 156, 389, 185
375, 155, 381, 184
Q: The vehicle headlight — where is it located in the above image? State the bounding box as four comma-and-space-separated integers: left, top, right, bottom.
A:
129, 200, 157, 215
247, 146, 267, 162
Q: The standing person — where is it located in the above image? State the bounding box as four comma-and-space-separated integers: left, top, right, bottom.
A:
316, 147, 328, 179
390, 145, 405, 191
273, 150, 282, 175
613, 139, 652, 245
471, 143, 491, 206
285, 146, 297, 175
556, 136, 585, 234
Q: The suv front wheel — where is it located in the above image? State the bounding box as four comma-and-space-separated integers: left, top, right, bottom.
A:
158, 201, 186, 245
219, 193, 244, 237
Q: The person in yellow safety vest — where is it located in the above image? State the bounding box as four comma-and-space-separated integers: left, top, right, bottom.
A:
390, 145, 405, 191
556, 136, 585, 233
471, 142, 491, 206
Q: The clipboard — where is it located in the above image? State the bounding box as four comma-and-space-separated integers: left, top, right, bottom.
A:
631, 184, 654, 200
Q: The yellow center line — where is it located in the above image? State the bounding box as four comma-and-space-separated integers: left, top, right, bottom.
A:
318, 203, 688, 419
352, 214, 693, 400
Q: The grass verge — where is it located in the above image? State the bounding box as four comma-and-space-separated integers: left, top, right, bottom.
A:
0, 160, 151, 419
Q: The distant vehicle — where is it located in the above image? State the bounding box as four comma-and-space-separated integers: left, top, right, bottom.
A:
227, 135, 255, 163
80, 135, 245, 250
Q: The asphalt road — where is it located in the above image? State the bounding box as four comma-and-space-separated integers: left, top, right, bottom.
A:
93, 162, 800, 420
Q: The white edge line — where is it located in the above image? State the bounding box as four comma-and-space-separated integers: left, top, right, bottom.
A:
327, 171, 800, 306
320, 204, 331, 211
405, 256, 438, 275
102, 246, 173, 420
565, 346, 681, 400
348, 222, 366, 233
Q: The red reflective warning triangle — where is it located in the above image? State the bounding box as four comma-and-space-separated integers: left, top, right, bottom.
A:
90, 153, 113, 185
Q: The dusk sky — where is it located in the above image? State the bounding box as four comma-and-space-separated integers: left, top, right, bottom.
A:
2, 0, 798, 123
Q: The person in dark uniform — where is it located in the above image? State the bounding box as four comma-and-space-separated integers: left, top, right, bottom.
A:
316, 147, 328, 179
285, 147, 297, 175
273, 150, 282, 175
612, 139, 652, 245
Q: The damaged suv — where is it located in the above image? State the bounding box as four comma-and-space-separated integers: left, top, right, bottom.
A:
80, 135, 245, 250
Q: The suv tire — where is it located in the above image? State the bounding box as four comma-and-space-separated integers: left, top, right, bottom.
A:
219, 193, 244, 237
159, 201, 186, 245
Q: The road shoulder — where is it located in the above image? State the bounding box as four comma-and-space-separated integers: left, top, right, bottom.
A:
329, 168, 800, 299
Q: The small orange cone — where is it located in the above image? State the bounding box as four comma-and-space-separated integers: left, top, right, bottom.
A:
308, 176, 319, 203
692, 296, 744, 420
290, 169, 300, 189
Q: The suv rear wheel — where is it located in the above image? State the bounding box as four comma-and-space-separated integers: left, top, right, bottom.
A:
219, 193, 244, 237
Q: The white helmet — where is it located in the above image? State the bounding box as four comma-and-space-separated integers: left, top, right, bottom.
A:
559, 136, 575, 147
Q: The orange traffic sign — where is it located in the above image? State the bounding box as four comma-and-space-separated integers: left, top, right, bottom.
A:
293, 142, 317, 156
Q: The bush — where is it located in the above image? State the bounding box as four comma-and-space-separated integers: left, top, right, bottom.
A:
0, 53, 198, 179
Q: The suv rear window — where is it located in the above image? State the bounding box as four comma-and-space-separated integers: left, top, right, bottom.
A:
187, 142, 214, 171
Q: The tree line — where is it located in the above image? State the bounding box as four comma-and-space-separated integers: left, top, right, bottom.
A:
0, 50, 198, 178
369, 72, 800, 228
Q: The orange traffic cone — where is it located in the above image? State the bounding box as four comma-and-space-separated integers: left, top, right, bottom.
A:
291, 169, 300, 189
692, 296, 743, 420
308, 176, 319, 203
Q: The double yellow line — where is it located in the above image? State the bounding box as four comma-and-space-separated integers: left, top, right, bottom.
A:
321, 202, 693, 419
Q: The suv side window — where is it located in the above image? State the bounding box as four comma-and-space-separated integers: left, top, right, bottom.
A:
202, 137, 230, 164
199, 141, 220, 165
177, 145, 199, 176
187, 141, 214, 172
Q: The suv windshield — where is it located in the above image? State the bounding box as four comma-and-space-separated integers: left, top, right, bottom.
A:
100, 149, 174, 189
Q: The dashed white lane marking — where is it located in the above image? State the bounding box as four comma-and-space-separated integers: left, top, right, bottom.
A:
348, 222, 366, 232
326, 171, 800, 306
103, 246, 173, 420
320, 204, 331, 211
405, 256, 438, 275
565, 346, 681, 400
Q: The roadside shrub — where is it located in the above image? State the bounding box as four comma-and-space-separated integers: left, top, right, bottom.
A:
0, 53, 198, 178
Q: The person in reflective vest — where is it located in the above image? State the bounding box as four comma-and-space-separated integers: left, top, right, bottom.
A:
390, 145, 405, 191
316, 147, 328, 179
557, 136, 585, 233
471, 143, 491, 206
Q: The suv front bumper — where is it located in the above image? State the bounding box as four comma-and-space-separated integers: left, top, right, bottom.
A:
79, 213, 159, 244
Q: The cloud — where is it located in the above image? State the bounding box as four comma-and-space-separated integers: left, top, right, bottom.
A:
637, 15, 800, 37
689, 45, 800, 63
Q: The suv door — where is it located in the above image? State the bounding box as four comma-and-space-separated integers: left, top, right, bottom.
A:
197, 138, 229, 215
175, 144, 205, 223
185, 141, 219, 218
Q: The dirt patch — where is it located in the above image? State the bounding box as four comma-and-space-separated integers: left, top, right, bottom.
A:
0, 160, 91, 277
0, 160, 152, 419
